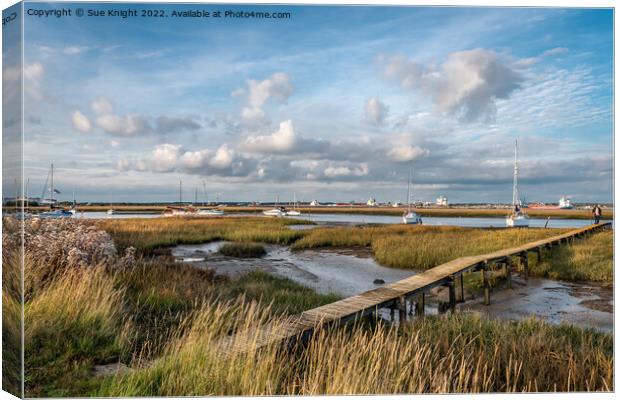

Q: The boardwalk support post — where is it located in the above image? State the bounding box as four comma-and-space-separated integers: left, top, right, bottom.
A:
520, 252, 529, 280
458, 273, 465, 302
415, 293, 425, 316
504, 259, 512, 289
398, 296, 406, 323
481, 263, 491, 305
448, 278, 456, 313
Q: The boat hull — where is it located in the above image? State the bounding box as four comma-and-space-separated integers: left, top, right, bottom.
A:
263, 209, 284, 217
402, 212, 422, 225
506, 215, 529, 227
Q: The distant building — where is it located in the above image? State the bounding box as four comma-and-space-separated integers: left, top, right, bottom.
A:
366, 197, 377, 206
436, 196, 448, 207
310, 200, 320, 206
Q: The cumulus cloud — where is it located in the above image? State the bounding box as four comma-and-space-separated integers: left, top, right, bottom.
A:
90, 96, 152, 136
23, 62, 45, 100
150, 144, 182, 172
242, 120, 297, 153
386, 145, 430, 162
324, 163, 369, 178
91, 97, 114, 114
380, 49, 523, 121
71, 110, 91, 133
365, 97, 389, 125
235, 72, 293, 125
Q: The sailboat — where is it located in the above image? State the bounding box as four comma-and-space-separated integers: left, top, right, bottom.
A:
263, 194, 285, 217
163, 179, 188, 217
286, 192, 302, 216
506, 139, 529, 228
197, 180, 224, 216
37, 164, 74, 219
402, 167, 422, 225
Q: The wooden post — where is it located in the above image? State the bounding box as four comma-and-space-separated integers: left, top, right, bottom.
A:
398, 296, 406, 323
520, 252, 529, 280
390, 303, 395, 322
415, 293, 425, 316
458, 273, 465, 302
448, 279, 456, 313
481, 263, 490, 305
504, 259, 512, 289
535, 247, 542, 264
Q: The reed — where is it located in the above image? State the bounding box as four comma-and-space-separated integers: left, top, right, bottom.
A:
98, 306, 613, 396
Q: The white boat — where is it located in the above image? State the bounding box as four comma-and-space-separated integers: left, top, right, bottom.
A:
162, 207, 188, 217
402, 167, 422, 225
286, 192, 302, 216
36, 163, 74, 219
506, 139, 529, 228
198, 208, 224, 216
558, 196, 573, 209
37, 209, 74, 219
263, 208, 285, 217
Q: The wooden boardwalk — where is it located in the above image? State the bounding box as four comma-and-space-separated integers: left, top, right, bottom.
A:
219, 222, 611, 355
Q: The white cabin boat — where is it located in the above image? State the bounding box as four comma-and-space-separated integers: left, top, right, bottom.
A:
506, 139, 529, 228
558, 196, 573, 209
286, 192, 302, 216
263, 208, 285, 217
198, 208, 224, 216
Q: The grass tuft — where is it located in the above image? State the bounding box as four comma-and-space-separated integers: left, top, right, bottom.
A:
219, 242, 266, 258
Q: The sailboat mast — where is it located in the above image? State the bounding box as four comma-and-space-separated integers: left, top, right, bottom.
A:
407, 167, 412, 213
50, 163, 54, 210
512, 139, 519, 207
179, 178, 182, 204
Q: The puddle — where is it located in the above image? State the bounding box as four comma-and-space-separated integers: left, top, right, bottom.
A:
459, 276, 613, 332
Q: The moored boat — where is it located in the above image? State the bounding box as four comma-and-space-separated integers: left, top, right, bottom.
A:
506, 139, 529, 228
402, 167, 422, 225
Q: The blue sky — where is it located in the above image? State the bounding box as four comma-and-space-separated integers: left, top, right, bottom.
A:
10, 3, 614, 203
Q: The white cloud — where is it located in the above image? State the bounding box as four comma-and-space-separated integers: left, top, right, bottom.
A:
91, 97, 115, 115
210, 144, 235, 169
380, 49, 523, 121
96, 114, 151, 136
242, 120, 297, 153
23, 62, 44, 100
234, 72, 293, 124
150, 144, 182, 172
387, 145, 430, 162
324, 163, 369, 178
365, 97, 389, 125
542, 47, 568, 57
71, 110, 91, 133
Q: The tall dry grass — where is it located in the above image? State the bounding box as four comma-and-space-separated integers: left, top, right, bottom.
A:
532, 230, 613, 283
98, 304, 613, 396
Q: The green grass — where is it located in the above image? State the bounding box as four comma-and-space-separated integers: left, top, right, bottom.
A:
219, 242, 266, 258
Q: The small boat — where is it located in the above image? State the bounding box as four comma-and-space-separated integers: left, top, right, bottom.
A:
107, 209, 115, 215
162, 207, 187, 217
506, 139, 529, 228
263, 207, 285, 217
198, 208, 224, 216
286, 192, 302, 216
37, 209, 74, 219
403, 167, 422, 225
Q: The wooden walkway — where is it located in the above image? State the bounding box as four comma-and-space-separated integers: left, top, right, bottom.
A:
219, 222, 611, 355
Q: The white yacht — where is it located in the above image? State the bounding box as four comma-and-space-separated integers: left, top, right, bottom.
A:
558, 196, 573, 209
506, 139, 529, 228
263, 194, 285, 217
402, 167, 422, 225
198, 208, 224, 216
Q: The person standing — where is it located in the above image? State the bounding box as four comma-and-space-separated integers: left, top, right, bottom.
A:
592, 204, 602, 224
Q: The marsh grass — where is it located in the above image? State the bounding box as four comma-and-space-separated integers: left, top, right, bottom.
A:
292, 225, 571, 270
219, 242, 266, 258
98, 308, 613, 396
531, 231, 613, 283
97, 217, 306, 255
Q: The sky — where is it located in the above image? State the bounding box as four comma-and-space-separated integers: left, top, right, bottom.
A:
6, 3, 614, 204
